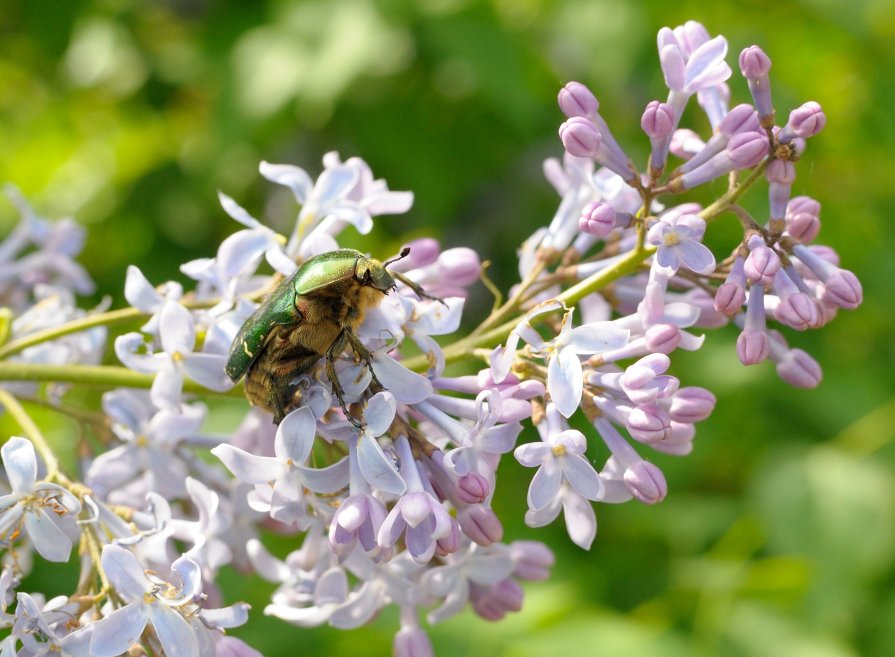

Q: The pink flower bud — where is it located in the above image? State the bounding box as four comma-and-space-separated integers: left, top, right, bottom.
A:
775, 348, 822, 388
641, 100, 675, 138
645, 323, 681, 353
774, 292, 819, 331
714, 282, 746, 315
744, 242, 780, 287
737, 326, 770, 365
785, 196, 821, 243
509, 540, 555, 581
471, 579, 524, 621
624, 461, 667, 504
821, 269, 862, 309
627, 404, 672, 444
579, 201, 616, 238
394, 626, 434, 657
437, 247, 481, 286
766, 159, 795, 185
739, 45, 772, 78
718, 103, 760, 136
458, 506, 503, 546
727, 131, 768, 168
558, 81, 599, 118
559, 117, 602, 158
392, 238, 441, 271
788, 101, 826, 138
456, 473, 489, 504
669, 387, 716, 422
435, 518, 461, 556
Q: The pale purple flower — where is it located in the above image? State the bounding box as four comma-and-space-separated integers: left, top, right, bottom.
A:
212, 406, 349, 526
524, 482, 597, 550
0, 437, 81, 562
13, 592, 93, 657
124, 265, 184, 333
647, 213, 715, 275
115, 301, 232, 409
216, 192, 296, 278
514, 404, 604, 512
377, 436, 452, 563
260, 153, 413, 259
91, 546, 203, 657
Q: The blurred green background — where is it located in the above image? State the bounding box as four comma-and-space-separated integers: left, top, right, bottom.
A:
1, 0, 894, 656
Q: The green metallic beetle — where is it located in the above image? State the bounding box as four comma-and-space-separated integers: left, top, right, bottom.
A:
226, 247, 432, 425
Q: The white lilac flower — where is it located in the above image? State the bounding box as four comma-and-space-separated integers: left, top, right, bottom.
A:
421, 542, 515, 624
0, 437, 81, 562
13, 592, 93, 657
123, 265, 184, 333
442, 390, 522, 481
646, 213, 715, 275
260, 153, 413, 259
212, 405, 349, 527
216, 191, 296, 277
514, 404, 604, 512
115, 301, 232, 409
168, 477, 233, 576
90, 545, 241, 657
524, 482, 597, 550
86, 389, 204, 504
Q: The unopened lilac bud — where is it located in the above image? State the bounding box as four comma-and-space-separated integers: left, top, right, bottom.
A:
456, 473, 489, 504
715, 256, 747, 315
642, 100, 676, 172
435, 247, 481, 287
784, 101, 826, 140
559, 117, 601, 158
739, 45, 774, 121
785, 196, 821, 243
579, 201, 616, 238
394, 626, 433, 657
774, 292, 819, 331
739, 45, 771, 78
775, 347, 822, 388
744, 242, 780, 287
737, 285, 770, 365
645, 323, 681, 353
821, 269, 862, 309
737, 326, 770, 365
472, 578, 524, 621
728, 131, 769, 168
767, 159, 796, 221
641, 100, 675, 138
509, 540, 555, 581
669, 387, 716, 422
391, 238, 441, 272
627, 404, 672, 444
435, 518, 461, 556
767, 158, 795, 185
624, 461, 667, 504
558, 81, 599, 118
718, 103, 760, 136
458, 506, 503, 546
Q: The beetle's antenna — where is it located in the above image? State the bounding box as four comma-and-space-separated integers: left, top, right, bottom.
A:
383, 246, 411, 269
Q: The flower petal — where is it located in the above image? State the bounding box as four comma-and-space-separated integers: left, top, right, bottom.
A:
275, 406, 317, 463
1, 437, 37, 493
102, 544, 153, 599
563, 455, 605, 501
357, 435, 405, 496
364, 392, 396, 437
211, 445, 281, 484
90, 603, 149, 657
548, 347, 583, 418
147, 604, 199, 657
159, 302, 196, 356
370, 353, 432, 404
25, 509, 72, 562
568, 322, 630, 354
528, 461, 562, 511
260, 161, 313, 203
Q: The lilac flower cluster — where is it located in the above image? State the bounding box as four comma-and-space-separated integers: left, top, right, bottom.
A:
0, 20, 862, 657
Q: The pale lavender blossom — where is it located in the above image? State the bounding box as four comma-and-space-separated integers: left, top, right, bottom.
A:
647, 213, 715, 275
0, 437, 80, 562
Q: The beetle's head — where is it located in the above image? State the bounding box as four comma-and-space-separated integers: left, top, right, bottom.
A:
357, 247, 411, 292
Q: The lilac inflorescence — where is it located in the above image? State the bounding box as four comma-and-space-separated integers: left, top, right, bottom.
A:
0, 19, 863, 657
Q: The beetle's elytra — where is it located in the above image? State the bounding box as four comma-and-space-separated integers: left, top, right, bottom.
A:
226, 247, 420, 425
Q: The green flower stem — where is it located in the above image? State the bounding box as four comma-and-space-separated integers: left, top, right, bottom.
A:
0, 362, 246, 398
406, 243, 653, 371
0, 385, 61, 480
700, 160, 768, 223
0, 298, 221, 360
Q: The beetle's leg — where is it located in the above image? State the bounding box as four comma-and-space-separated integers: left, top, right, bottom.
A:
325, 330, 364, 429
342, 328, 384, 391
392, 272, 447, 306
